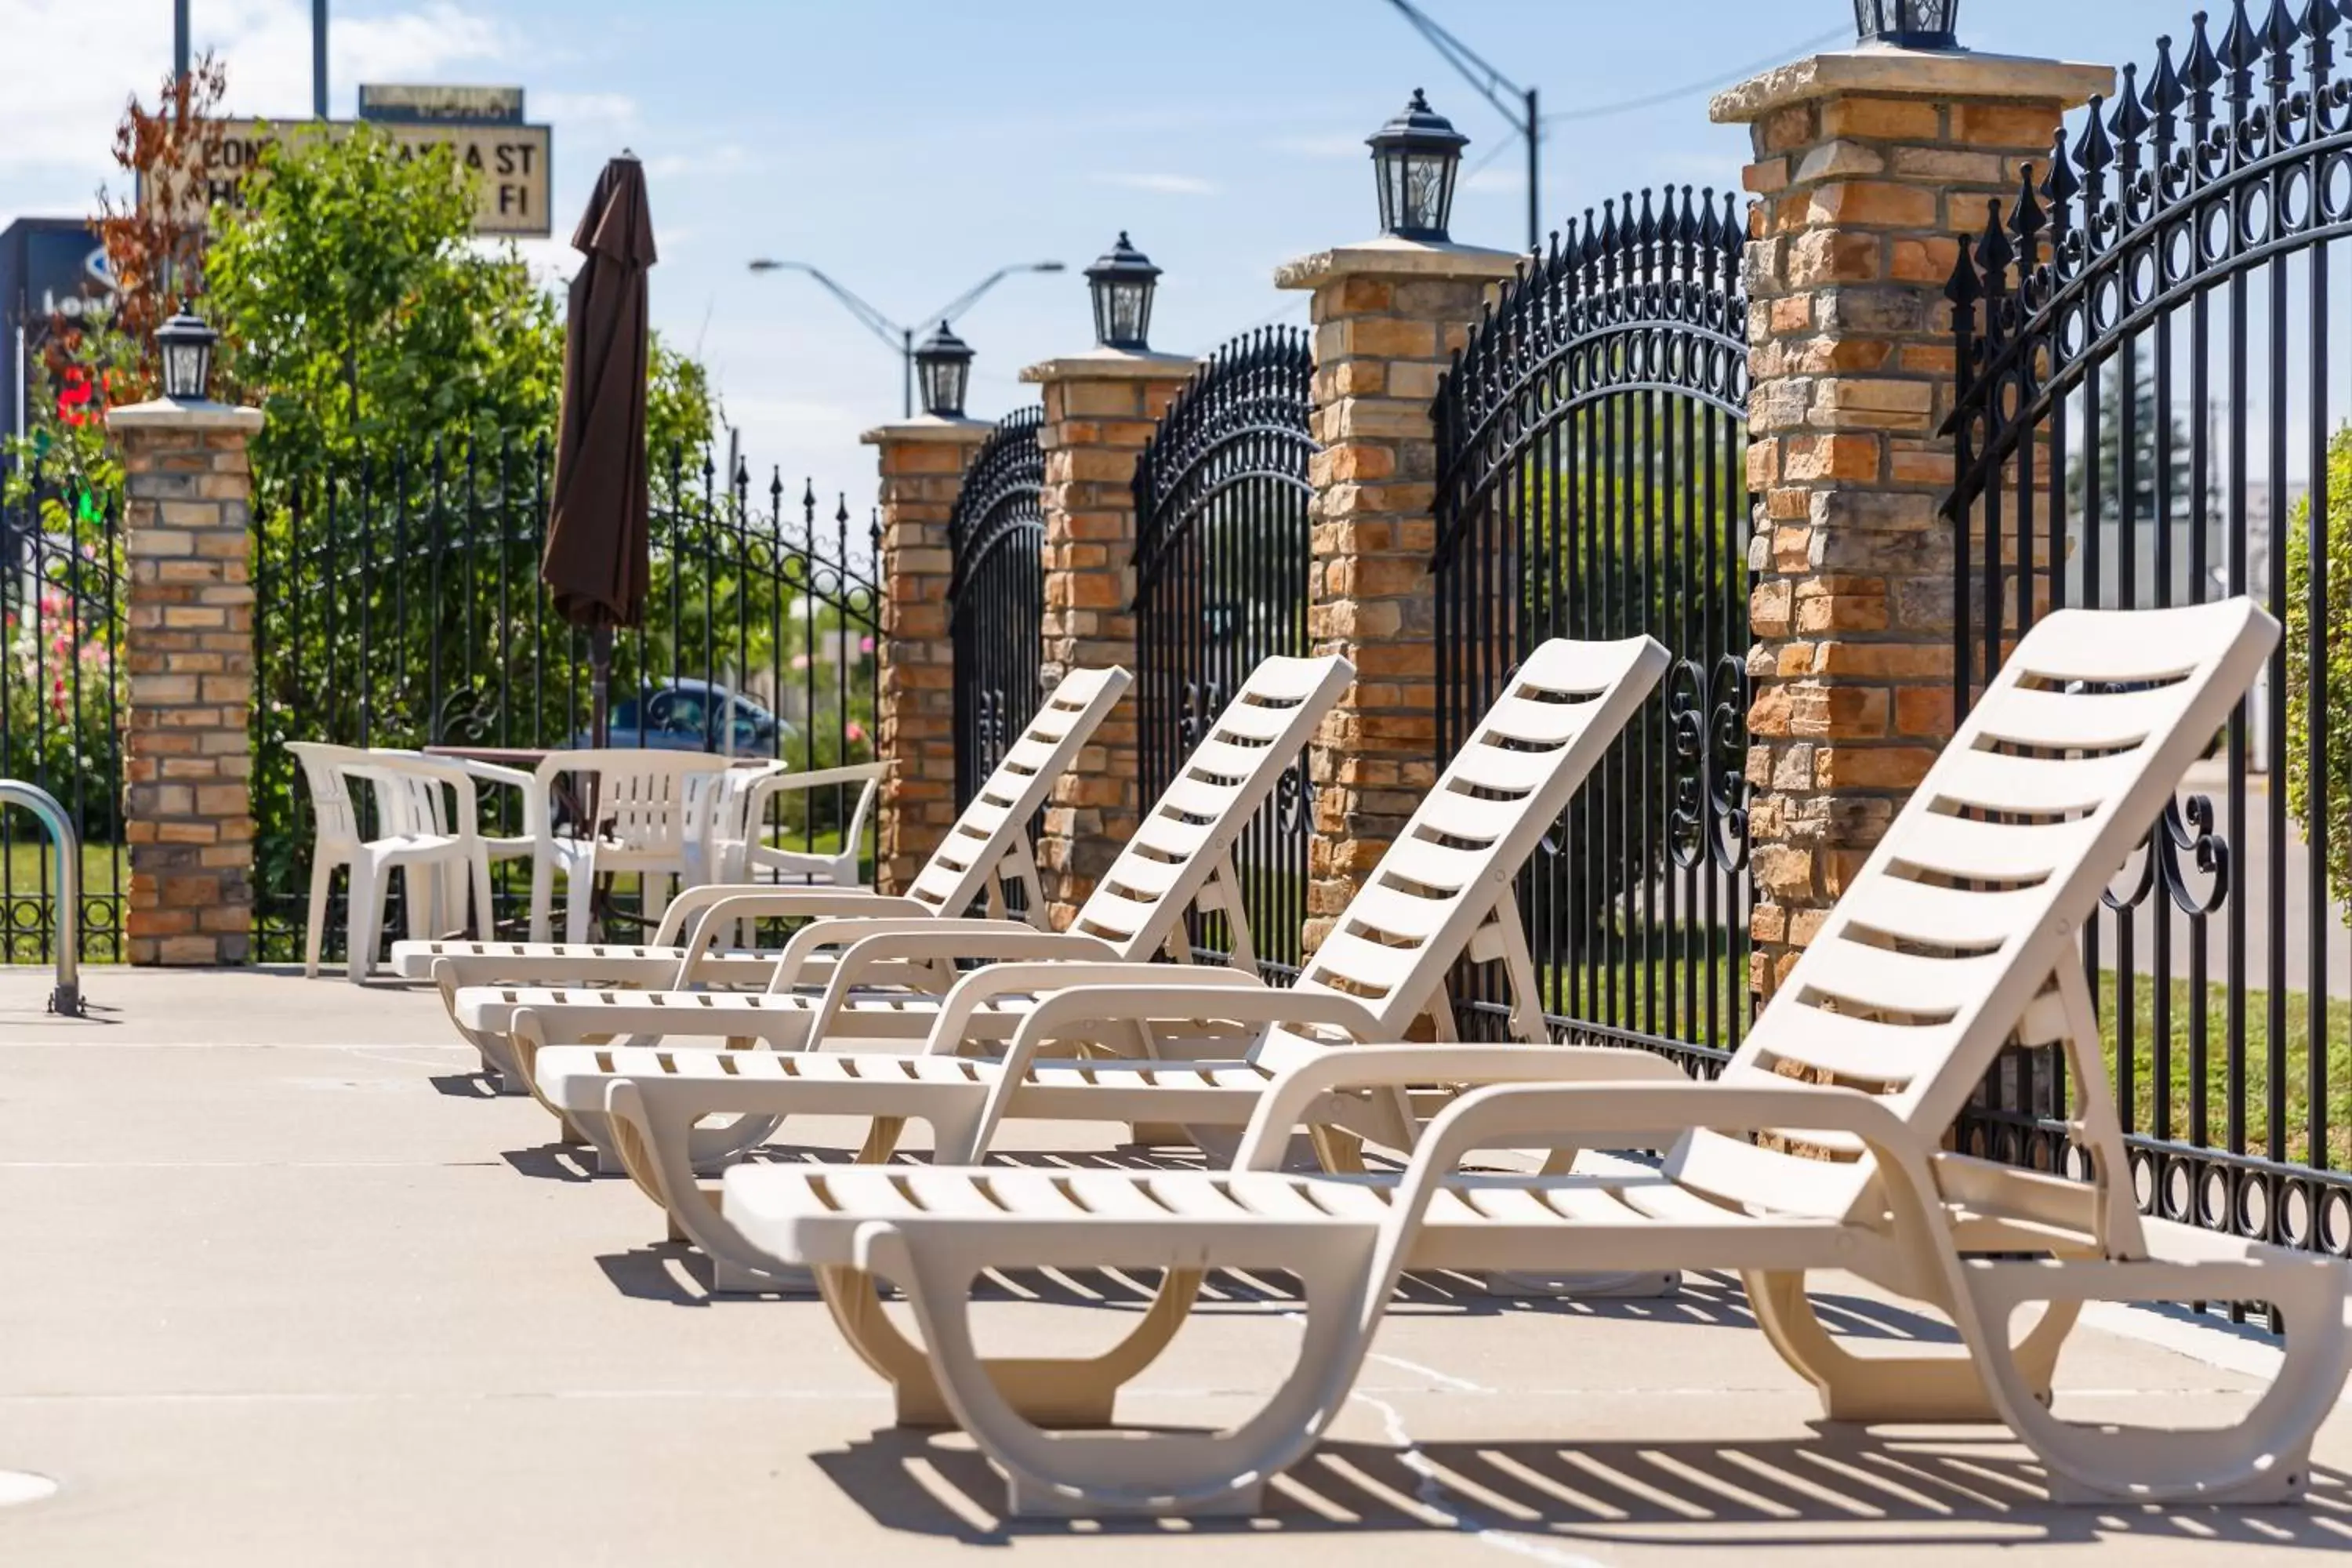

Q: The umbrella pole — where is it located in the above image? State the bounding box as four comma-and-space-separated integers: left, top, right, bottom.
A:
590, 626, 615, 749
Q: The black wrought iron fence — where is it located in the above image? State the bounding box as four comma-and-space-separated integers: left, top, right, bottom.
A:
1432, 186, 1752, 1073
252, 436, 882, 961
1945, 2, 2352, 1302
1134, 328, 1316, 979
0, 454, 125, 963
949, 408, 1046, 811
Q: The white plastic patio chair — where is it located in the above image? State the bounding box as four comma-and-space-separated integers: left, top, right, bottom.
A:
713, 761, 886, 889
516, 635, 1668, 1297
726, 599, 2349, 1516
521, 749, 742, 945
287, 743, 495, 984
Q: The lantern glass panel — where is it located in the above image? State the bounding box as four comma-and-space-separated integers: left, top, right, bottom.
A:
161, 339, 206, 401
918, 356, 968, 418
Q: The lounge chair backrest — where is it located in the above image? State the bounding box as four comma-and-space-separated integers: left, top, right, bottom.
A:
1671, 599, 2278, 1223
905, 666, 1133, 914
1067, 655, 1352, 957
1252, 635, 1670, 1073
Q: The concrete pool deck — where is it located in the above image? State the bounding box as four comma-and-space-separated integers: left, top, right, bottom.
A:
1, 967, 2347, 1565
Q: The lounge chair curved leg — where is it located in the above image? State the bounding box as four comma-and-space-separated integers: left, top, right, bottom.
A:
605, 1093, 816, 1295
1951, 1250, 2352, 1503
1744, 1268, 2078, 1424
885, 1236, 1380, 1517
430, 961, 523, 1085
508, 1018, 625, 1163
816, 1262, 1204, 1430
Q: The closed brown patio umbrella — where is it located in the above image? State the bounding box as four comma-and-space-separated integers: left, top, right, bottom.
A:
542, 151, 657, 745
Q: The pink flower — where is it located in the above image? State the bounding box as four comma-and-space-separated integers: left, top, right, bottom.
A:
791, 653, 811, 671
859, 635, 875, 655
844, 721, 866, 743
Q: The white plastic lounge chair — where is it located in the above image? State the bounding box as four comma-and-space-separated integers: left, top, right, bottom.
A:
727, 598, 2347, 1515
288, 744, 497, 983
476, 654, 1353, 1138
389, 669, 1126, 1002
523, 635, 1669, 1298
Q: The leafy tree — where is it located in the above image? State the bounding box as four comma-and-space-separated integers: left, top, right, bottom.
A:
2068, 357, 2202, 528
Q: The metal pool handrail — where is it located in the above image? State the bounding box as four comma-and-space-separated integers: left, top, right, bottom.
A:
0, 780, 81, 1015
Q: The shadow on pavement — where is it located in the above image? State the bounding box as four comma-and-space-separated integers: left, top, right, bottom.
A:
815, 1422, 2352, 1550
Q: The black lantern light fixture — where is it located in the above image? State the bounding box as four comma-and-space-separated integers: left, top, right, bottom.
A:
156, 299, 219, 402
912, 321, 975, 418
1084, 233, 1160, 352
1853, 0, 1961, 50
1367, 88, 1468, 244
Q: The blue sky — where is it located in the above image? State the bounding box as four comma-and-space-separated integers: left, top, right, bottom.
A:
2, 0, 2180, 495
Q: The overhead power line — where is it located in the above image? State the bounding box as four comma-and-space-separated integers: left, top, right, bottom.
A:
1541, 27, 1850, 125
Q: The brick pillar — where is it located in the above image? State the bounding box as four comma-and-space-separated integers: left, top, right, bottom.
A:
1022, 349, 1196, 928
1711, 48, 2110, 1002
863, 416, 991, 896
106, 398, 264, 966
1275, 238, 1518, 952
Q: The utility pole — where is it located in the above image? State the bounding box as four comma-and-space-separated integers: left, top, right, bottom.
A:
1382, 0, 1541, 252
313, 0, 328, 118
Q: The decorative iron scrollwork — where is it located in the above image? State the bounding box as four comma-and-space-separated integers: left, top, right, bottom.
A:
2103, 794, 2230, 918
1668, 652, 1751, 874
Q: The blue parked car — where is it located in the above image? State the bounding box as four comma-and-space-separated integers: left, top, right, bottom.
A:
575, 678, 789, 755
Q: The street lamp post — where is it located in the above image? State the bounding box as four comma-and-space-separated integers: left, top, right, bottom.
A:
746, 258, 1065, 417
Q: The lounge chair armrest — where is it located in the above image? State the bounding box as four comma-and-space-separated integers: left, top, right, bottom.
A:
761, 916, 1011, 993
804, 927, 1123, 1029
916, 964, 1270, 1061
660, 886, 933, 972
1233, 1044, 1690, 1171
1416, 1080, 1915, 1168
1343, 1080, 1948, 1295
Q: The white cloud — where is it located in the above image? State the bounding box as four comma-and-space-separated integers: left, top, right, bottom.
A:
535, 90, 637, 132
1091, 172, 1220, 197
643, 143, 758, 182
0, 0, 505, 180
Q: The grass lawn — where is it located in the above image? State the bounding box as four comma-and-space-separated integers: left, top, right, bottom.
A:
0, 840, 124, 897
2099, 971, 2352, 1169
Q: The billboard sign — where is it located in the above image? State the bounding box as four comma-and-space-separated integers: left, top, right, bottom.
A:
358, 83, 526, 125
147, 117, 554, 238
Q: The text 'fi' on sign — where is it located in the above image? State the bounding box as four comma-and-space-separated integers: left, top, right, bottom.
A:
156, 118, 554, 238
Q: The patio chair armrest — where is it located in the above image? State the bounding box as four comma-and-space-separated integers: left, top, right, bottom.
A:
916, 964, 1271, 1061
753, 761, 887, 799
1232, 1044, 1691, 1171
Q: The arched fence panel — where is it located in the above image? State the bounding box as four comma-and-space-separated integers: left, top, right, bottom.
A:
252, 438, 882, 961
0, 454, 125, 964
1945, 2, 2352, 1297
1134, 328, 1316, 979
1433, 185, 1752, 1075
948, 408, 1046, 812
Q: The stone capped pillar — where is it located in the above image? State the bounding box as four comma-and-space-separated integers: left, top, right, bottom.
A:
864, 415, 993, 896
1022, 349, 1196, 928
1711, 48, 2108, 1002
1274, 238, 1518, 952
106, 397, 265, 966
